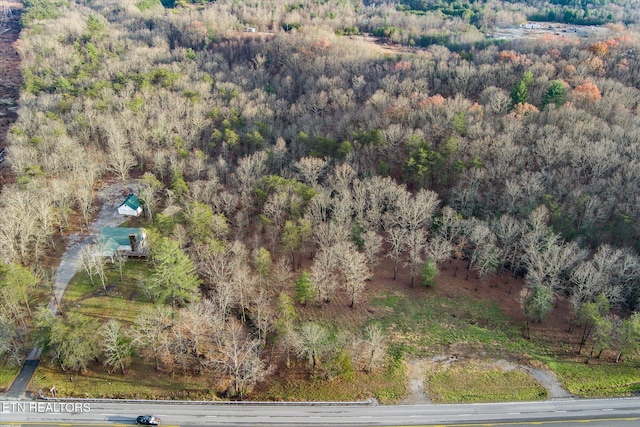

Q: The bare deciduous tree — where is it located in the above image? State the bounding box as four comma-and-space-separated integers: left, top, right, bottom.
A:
310, 247, 339, 304
335, 242, 370, 307
295, 322, 328, 372
250, 289, 273, 343
394, 188, 440, 231
362, 230, 383, 278
295, 156, 327, 188
360, 324, 386, 373
138, 172, 164, 223
0, 186, 57, 266
215, 319, 266, 398
327, 163, 356, 196
425, 235, 453, 265
79, 244, 107, 290
271, 256, 293, 291
175, 300, 221, 374
132, 305, 172, 371
49, 178, 74, 231
100, 320, 132, 375
386, 227, 407, 280
234, 151, 268, 204
106, 131, 137, 189
404, 228, 427, 287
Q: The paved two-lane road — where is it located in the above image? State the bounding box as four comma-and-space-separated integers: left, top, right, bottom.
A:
1, 398, 640, 426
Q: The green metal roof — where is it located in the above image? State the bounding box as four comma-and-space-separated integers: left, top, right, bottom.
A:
99, 227, 145, 257
120, 194, 141, 210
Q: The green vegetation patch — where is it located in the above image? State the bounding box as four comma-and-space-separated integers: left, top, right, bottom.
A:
545, 359, 640, 397
22, 0, 67, 25
428, 364, 547, 403
0, 366, 20, 392
255, 363, 406, 404
373, 292, 535, 356
30, 358, 216, 400
64, 261, 151, 325
137, 0, 162, 11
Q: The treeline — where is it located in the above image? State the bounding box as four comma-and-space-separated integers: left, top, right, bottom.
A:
394, 0, 637, 27
13, 0, 638, 249
1, 0, 640, 394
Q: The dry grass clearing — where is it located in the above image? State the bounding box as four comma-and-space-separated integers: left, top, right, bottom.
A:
428, 362, 547, 403
30, 358, 219, 400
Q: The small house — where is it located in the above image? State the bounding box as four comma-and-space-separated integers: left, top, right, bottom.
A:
98, 227, 147, 260
117, 193, 143, 217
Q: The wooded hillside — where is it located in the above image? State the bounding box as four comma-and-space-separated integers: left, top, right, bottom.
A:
1, 0, 639, 400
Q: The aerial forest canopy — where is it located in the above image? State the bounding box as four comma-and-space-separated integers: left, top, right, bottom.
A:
1, 0, 640, 398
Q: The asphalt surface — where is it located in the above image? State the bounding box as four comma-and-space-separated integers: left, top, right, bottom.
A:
1, 397, 640, 426
0, 360, 39, 400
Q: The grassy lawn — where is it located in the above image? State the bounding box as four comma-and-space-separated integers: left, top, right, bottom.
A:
371, 291, 550, 402
30, 358, 217, 400
0, 365, 19, 392
373, 291, 537, 357
31, 258, 219, 400
544, 359, 640, 397
62, 260, 151, 324
428, 363, 547, 403
255, 363, 406, 404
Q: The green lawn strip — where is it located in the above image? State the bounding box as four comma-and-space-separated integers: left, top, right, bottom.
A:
428, 364, 547, 403
373, 291, 535, 356
29, 358, 217, 400
544, 359, 640, 397
0, 365, 20, 392
255, 364, 406, 404
63, 260, 151, 323
75, 294, 148, 324
30, 258, 178, 399
62, 270, 97, 303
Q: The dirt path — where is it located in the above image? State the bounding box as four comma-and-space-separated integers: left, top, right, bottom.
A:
401, 359, 432, 404
522, 365, 574, 399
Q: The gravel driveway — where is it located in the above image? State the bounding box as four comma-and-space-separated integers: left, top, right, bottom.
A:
49, 182, 136, 315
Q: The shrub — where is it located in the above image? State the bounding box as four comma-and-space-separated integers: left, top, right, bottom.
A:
421, 258, 438, 287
